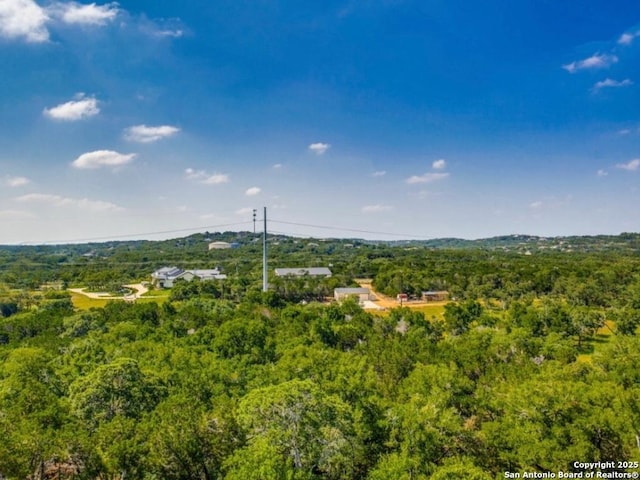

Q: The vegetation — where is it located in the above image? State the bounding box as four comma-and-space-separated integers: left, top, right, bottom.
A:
1, 232, 640, 478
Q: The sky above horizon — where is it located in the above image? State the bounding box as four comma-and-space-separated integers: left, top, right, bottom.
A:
1, 0, 639, 244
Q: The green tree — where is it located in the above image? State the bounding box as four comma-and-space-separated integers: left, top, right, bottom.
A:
69, 357, 165, 428
226, 379, 359, 480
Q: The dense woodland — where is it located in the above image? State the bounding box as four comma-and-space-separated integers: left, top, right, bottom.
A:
1, 232, 640, 479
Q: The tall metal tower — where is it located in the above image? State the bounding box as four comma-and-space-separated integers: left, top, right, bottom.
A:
262, 206, 268, 292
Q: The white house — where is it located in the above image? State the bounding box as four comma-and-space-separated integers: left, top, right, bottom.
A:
151, 266, 226, 288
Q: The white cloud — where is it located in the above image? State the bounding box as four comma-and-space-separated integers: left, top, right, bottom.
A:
362, 204, 393, 213
432, 159, 446, 170
618, 129, 631, 135
124, 124, 180, 143
372, 170, 386, 177
4, 176, 30, 187
0, 0, 49, 42
44, 94, 100, 121
50, 2, 119, 26
562, 53, 618, 73
308, 142, 330, 155
618, 31, 640, 45
529, 201, 543, 209
272, 163, 283, 169
406, 172, 449, 184
185, 168, 229, 185
592, 78, 633, 91
15, 193, 122, 212
72, 150, 136, 169
1, 1, 122, 43
597, 169, 608, 177
616, 159, 640, 171
245, 187, 261, 196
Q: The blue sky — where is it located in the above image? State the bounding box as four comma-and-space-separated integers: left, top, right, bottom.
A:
1, 0, 639, 243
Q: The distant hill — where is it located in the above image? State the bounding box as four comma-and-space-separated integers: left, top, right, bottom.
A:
2, 231, 640, 255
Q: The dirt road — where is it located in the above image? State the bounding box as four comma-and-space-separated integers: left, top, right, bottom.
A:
69, 283, 149, 300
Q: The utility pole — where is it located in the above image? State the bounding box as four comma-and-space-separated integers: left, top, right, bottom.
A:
263, 206, 268, 292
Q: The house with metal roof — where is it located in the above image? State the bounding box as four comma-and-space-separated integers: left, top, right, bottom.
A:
274, 267, 332, 277
151, 266, 226, 288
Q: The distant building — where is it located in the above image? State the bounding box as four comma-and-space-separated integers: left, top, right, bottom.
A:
151, 266, 226, 288
396, 293, 408, 303
334, 288, 371, 302
208, 241, 231, 250
421, 291, 449, 302
274, 267, 332, 278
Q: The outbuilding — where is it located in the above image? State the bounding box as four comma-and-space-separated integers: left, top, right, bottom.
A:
334, 287, 372, 302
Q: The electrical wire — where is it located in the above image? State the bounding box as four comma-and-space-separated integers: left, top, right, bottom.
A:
21, 222, 254, 245
269, 219, 433, 239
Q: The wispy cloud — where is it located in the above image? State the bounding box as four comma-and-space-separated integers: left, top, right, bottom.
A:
592, 78, 633, 92
245, 187, 261, 196
138, 16, 185, 38
618, 31, 640, 45
48, 2, 119, 26
597, 169, 608, 177
124, 124, 180, 143
432, 159, 446, 170
0, 0, 49, 43
43, 94, 99, 121
72, 150, 136, 169
4, 176, 30, 187
616, 159, 640, 171
185, 168, 230, 185
308, 142, 330, 155
0, 209, 36, 219
371, 170, 386, 177
529, 201, 543, 209
272, 163, 283, 169
362, 204, 393, 213
235, 207, 254, 216
406, 172, 449, 184
562, 53, 618, 73
15, 193, 122, 212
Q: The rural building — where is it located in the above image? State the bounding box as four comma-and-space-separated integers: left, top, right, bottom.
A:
208, 241, 231, 250
396, 293, 409, 303
421, 291, 449, 302
274, 267, 332, 277
334, 288, 371, 302
151, 266, 226, 288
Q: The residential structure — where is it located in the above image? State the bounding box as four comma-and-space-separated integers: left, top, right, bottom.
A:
274, 267, 332, 277
151, 266, 226, 288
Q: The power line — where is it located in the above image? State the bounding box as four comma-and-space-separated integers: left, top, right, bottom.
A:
269, 219, 433, 239
3, 213, 435, 247
32, 222, 253, 245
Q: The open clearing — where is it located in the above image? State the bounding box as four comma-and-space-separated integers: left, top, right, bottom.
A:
69, 284, 169, 310
355, 279, 449, 315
